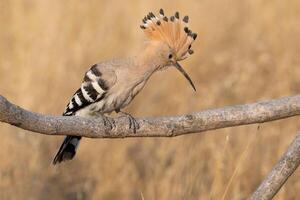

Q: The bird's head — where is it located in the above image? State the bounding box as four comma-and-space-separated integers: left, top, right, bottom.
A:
140, 9, 197, 91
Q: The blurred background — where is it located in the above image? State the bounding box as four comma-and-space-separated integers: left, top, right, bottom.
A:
1, 0, 300, 199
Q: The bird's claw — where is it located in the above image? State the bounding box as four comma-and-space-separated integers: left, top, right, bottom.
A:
102, 115, 116, 130
120, 112, 140, 133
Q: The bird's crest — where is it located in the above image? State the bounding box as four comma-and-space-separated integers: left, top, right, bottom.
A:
140, 9, 197, 61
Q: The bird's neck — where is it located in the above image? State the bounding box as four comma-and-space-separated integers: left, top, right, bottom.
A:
133, 44, 163, 78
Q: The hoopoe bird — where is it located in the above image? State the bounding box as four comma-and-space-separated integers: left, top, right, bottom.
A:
53, 9, 197, 165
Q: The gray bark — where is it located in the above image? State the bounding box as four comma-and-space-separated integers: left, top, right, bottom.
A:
250, 133, 300, 200
1, 94, 300, 138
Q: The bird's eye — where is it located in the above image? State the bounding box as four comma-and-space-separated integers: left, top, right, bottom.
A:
168, 54, 173, 59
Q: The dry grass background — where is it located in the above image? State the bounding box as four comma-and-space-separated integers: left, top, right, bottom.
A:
1, 0, 300, 199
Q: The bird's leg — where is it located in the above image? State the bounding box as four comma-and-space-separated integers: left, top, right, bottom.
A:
93, 113, 115, 130
116, 110, 140, 133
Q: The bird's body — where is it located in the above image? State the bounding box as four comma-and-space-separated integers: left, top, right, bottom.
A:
70, 58, 134, 116
65, 42, 167, 117
53, 9, 197, 165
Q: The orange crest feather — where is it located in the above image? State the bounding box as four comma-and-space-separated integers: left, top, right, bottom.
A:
140, 9, 197, 61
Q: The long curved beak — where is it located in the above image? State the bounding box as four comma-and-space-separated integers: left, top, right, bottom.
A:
174, 62, 196, 91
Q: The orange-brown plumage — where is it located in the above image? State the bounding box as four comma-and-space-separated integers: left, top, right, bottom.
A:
140, 9, 197, 61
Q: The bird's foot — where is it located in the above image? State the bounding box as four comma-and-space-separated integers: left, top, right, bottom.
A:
100, 115, 116, 130
119, 111, 140, 133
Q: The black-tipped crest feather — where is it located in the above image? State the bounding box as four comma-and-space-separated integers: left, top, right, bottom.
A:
140, 9, 197, 61
159, 8, 164, 16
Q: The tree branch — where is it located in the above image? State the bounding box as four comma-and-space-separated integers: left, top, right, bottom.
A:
250, 132, 300, 200
1, 94, 300, 138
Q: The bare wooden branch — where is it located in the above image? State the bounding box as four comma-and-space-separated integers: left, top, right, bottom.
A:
1, 94, 300, 138
250, 132, 300, 200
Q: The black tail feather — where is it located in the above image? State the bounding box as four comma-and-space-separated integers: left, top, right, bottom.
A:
53, 136, 81, 165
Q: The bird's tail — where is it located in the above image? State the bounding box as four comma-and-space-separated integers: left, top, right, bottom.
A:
52, 136, 81, 165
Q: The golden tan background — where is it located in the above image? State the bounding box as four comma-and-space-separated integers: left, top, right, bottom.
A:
1, 0, 300, 199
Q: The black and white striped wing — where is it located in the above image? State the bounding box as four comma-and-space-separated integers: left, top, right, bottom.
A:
63, 64, 116, 116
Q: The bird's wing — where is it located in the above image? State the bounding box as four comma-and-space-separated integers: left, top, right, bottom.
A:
63, 63, 117, 116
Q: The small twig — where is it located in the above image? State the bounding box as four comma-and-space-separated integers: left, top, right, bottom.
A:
222, 127, 258, 200
250, 132, 300, 200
